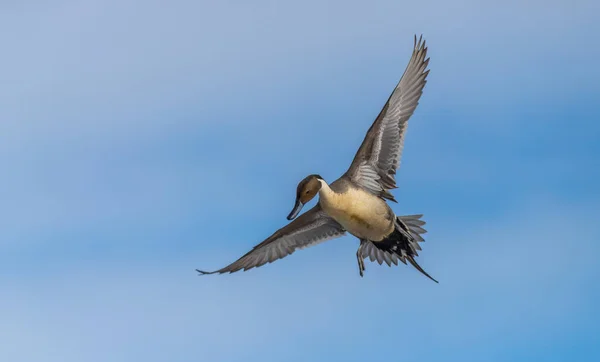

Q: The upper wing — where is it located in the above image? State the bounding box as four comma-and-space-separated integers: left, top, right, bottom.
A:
345, 35, 430, 202
196, 205, 345, 275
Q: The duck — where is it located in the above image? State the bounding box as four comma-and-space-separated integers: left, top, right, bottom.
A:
197, 35, 437, 282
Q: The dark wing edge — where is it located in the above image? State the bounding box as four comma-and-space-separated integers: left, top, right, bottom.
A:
196, 205, 345, 275
345, 35, 430, 201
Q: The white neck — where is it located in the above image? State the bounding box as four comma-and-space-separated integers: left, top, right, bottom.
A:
318, 179, 335, 199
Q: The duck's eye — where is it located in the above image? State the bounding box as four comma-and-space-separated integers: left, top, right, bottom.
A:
305, 190, 310, 194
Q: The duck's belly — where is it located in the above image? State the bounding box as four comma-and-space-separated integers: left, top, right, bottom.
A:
320, 188, 394, 241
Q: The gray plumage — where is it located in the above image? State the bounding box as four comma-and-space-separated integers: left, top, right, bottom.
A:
197, 35, 436, 282
345, 35, 429, 202
358, 214, 427, 266
197, 206, 345, 274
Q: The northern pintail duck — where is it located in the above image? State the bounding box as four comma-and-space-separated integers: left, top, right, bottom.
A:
198, 35, 437, 282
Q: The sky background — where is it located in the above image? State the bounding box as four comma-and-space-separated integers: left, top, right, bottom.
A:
1, 0, 599, 361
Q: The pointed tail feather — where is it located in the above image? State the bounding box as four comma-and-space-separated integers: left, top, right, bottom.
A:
406, 255, 438, 283
361, 214, 438, 282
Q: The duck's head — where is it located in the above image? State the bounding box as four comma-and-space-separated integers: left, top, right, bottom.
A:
287, 174, 324, 220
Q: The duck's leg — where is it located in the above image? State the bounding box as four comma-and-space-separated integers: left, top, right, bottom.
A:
356, 240, 367, 277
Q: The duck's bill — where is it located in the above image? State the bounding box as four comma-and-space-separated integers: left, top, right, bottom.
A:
287, 199, 304, 220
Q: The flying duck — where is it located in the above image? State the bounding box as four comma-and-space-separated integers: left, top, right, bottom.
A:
197, 35, 436, 282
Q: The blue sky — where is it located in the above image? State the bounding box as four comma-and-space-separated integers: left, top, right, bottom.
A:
1, 0, 599, 361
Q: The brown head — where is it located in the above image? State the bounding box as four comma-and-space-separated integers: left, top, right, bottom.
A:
287, 174, 324, 220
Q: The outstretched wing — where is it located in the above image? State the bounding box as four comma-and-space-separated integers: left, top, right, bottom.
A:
197, 205, 345, 275
345, 35, 430, 202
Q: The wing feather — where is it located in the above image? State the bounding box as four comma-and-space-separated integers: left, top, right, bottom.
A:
197, 205, 345, 275
346, 35, 430, 200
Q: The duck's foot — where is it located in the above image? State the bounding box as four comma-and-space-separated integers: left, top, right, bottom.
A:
358, 258, 365, 277
356, 241, 366, 277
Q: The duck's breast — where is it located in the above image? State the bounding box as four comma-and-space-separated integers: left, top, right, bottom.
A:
320, 186, 393, 241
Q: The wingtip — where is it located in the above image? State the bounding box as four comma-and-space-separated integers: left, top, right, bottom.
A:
196, 268, 214, 275
413, 34, 427, 52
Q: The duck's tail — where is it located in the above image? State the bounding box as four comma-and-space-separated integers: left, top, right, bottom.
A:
373, 214, 438, 283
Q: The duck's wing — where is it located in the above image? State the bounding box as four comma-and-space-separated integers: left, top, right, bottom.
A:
345, 35, 430, 202
196, 205, 345, 275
